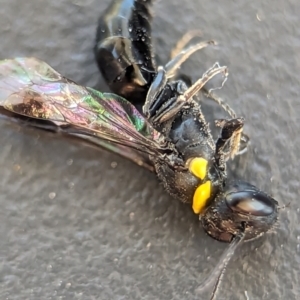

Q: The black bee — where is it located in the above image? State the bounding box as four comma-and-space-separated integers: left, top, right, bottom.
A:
94, 0, 277, 243
0, 0, 278, 298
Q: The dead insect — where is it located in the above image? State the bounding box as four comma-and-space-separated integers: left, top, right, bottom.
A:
0, 1, 278, 299
93, 0, 278, 297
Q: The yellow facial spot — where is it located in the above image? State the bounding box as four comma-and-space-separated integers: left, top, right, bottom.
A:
188, 157, 208, 180
192, 181, 212, 214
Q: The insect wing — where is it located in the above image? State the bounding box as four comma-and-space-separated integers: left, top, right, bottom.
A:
0, 57, 166, 170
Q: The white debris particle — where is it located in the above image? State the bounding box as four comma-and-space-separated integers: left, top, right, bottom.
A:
111, 161, 118, 168
65, 282, 71, 289
245, 290, 250, 300
49, 192, 56, 200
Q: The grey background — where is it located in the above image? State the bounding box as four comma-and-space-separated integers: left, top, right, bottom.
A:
0, 0, 299, 299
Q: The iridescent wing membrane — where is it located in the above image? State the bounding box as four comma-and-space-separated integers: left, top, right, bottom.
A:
0, 57, 168, 171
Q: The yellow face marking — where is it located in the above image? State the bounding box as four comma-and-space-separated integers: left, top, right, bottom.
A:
188, 157, 208, 180
192, 180, 212, 214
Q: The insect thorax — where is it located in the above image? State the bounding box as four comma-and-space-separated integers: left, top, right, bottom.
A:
153, 102, 226, 211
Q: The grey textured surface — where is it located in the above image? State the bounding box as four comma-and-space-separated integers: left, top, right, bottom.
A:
0, 0, 299, 299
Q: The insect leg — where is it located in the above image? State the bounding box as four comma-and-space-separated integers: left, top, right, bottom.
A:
151, 63, 228, 124
204, 89, 237, 118
179, 63, 228, 102
165, 40, 216, 79
166, 31, 203, 87
203, 89, 250, 153
170, 30, 203, 59
143, 67, 167, 117
215, 118, 244, 168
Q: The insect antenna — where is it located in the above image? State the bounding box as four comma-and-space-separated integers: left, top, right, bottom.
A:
196, 229, 246, 300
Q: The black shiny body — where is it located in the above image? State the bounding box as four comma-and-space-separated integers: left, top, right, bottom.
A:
95, 0, 156, 106
0, 1, 280, 298
202, 181, 278, 242
95, 0, 225, 206
153, 101, 224, 204
94, 0, 278, 244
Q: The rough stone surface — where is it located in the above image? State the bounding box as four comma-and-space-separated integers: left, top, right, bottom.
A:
0, 0, 299, 299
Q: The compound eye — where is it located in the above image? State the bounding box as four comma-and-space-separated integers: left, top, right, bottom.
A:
225, 182, 276, 216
